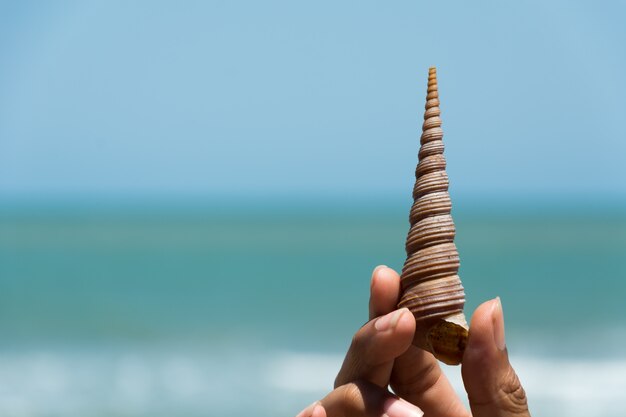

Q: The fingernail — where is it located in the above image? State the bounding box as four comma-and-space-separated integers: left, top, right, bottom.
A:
296, 401, 320, 417
375, 308, 406, 331
371, 265, 386, 289
372, 265, 387, 277
492, 297, 506, 351
383, 398, 424, 417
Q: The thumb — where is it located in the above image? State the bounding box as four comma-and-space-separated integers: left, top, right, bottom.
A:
461, 298, 530, 417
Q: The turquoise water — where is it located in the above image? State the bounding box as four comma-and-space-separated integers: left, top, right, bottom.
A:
1, 202, 625, 416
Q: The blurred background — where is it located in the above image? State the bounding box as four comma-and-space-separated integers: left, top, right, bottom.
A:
1, 1, 625, 416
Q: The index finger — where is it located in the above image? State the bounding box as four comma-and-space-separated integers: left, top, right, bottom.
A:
335, 307, 415, 388
369, 266, 401, 320
370, 266, 470, 417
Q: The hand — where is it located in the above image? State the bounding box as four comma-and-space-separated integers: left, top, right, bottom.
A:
296, 266, 530, 417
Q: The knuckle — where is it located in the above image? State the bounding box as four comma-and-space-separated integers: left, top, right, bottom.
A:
350, 330, 369, 354
391, 359, 439, 395
339, 382, 364, 410
349, 333, 363, 353
348, 332, 373, 366
498, 368, 529, 413
468, 367, 529, 415
333, 374, 341, 389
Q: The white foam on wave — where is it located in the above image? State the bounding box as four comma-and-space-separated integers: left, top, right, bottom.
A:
0, 347, 625, 417
267, 352, 626, 417
0, 349, 232, 417
265, 352, 343, 393
509, 357, 626, 417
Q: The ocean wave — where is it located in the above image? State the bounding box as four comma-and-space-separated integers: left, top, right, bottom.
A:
0, 347, 624, 417
265, 351, 626, 417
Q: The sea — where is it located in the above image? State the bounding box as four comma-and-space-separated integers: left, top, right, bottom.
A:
1, 199, 625, 417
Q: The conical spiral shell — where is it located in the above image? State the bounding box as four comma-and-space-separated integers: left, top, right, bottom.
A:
397, 67, 468, 365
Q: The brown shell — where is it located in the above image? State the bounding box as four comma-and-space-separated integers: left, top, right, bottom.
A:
397, 67, 468, 365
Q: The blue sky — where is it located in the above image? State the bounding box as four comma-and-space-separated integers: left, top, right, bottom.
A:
1, 1, 625, 202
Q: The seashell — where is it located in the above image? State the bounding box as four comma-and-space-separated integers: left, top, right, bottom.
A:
397, 67, 468, 365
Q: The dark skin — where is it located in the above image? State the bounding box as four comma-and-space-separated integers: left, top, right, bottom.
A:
297, 266, 530, 417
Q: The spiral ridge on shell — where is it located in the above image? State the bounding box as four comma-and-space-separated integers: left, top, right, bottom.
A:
398, 67, 466, 329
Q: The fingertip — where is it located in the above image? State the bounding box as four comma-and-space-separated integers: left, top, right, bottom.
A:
311, 404, 326, 417
296, 401, 321, 417
371, 265, 395, 291
393, 309, 416, 356
493, 296, 506, 351
377, 267, 401, 300
376, 308, 415, 346
467, 297, 505, 353
462, 300, 500, 411
371, 264, 389, 286
383, 397, 425, 417
374, 308, 415, 357
377, 265, 401, 283
374, 308, 406, 332
471, 298, 498, 325
372, 264, 388, 276
369, 266, 402, 319
467, 298, 499, 353
462, 298, 530, 416
394, 308, 416, 336
463, 298, 501, 382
